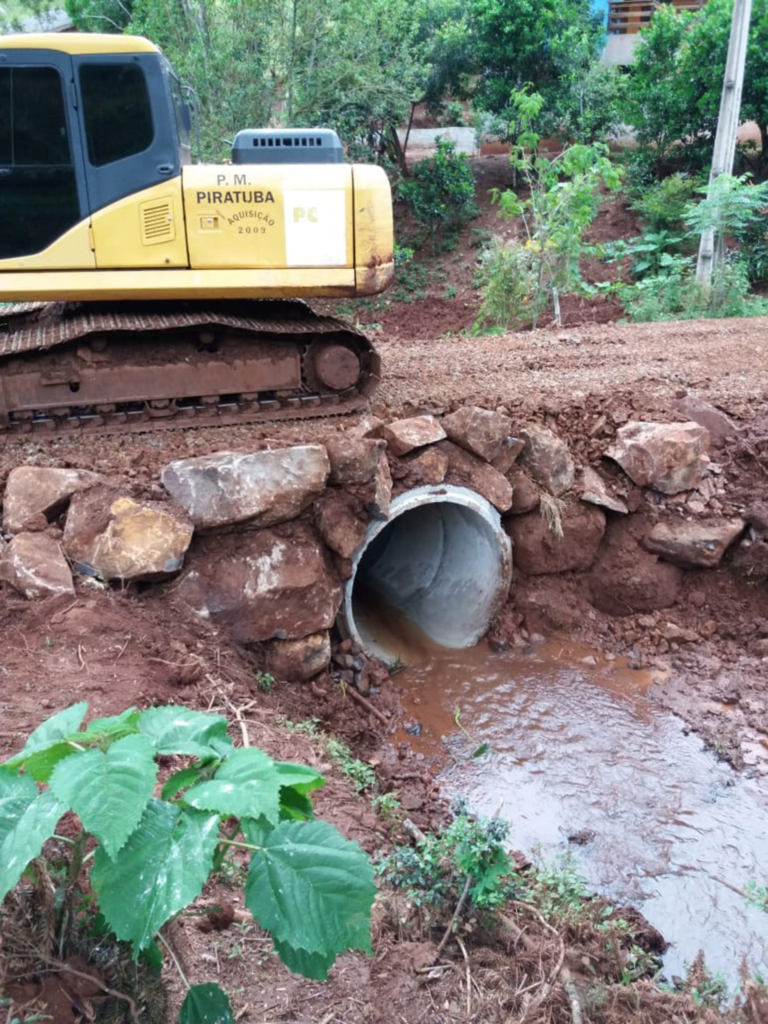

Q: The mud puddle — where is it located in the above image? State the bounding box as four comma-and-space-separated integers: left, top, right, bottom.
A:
387, 628, 768, 984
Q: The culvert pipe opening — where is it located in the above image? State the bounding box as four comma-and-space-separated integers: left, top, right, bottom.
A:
343, 485, 513, 666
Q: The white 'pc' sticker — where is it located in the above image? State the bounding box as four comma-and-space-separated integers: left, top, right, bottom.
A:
284, 189, 347, 267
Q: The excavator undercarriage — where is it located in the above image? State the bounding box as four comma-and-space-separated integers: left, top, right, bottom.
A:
0, 300, 380, 438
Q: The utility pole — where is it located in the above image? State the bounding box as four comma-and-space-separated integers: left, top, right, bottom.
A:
696, 0, 753, 287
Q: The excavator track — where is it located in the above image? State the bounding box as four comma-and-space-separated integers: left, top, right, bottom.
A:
0, 299, 381, 440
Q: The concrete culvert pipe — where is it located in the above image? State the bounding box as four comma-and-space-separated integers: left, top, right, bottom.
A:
343, 485, 513, 665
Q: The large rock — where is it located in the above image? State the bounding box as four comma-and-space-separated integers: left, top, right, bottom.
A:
3, 466, 102, 535
315, 492, 367, 559
643, 518, 745, 569
507, 469, 540, 514
0, 532, 74, 598
382, 415, 446, 456
265, 632, 331, 682
441, 406, 513, 463
402, 447, 450, 487
441, 442, 513, 512
607, 421, 709, 494
325, 436, 387, 486
175, 525, 343, 642
353, 448, 392, 520
673, 395, 743, 447
161, 446, 329, 530
519, 425, 575, 497
588, 519, 682, 616
580, 467, 628, 515
63, 487, 193, 581
507, 502, 606, 575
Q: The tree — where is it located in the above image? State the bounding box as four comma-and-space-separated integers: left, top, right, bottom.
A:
469, 0, 604, 116
67, 0, 427, 163
624, 0, 768, 179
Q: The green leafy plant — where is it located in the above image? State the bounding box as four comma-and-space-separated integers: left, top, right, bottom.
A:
253, 670, 275, 693
491, 88, 622, 328
0, 703, 376, 1021
630, 173, 699, 232
744, 880, 768, 913
604, 229, 685, 279
325, 738, 375, 794
379, 805, 518, 928
684, 174, 768, 284
474, 237, 535, 332
399, 138, 478, 246
620, 256, 768, 322
392, 243, 428, 300
371, 791, 404, 828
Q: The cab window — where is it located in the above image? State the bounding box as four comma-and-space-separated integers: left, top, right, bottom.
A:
79, 63, 154, 166
0, 65, 80, 260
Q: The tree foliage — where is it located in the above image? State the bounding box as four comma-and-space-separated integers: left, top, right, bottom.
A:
624, 0, 768, 178
0, 703, 376, 1021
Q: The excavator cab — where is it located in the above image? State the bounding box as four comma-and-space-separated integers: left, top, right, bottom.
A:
0, 38, 191, 264
0, 34, 393, 437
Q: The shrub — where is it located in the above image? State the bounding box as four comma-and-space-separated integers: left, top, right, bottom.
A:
379, 806, 519, 927
0, 703, 376, 1021
399, 138, 478, 244
475, 238, 536, 331
620, 256, 768, 321
631, 173, 699, 232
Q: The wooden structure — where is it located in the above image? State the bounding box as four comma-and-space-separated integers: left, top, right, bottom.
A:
607, 0, 706, 36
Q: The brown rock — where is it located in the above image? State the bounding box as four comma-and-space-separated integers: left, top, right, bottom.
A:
746, 501, 768, 534
519, 425, 575, 497
382, 415, 446, 456
507, 502, 606, 575
514, 577, 584, 633
580, 467, 628, 515
64, 487, 193, 581
606, 421, 709, 494
402, 447, 450, 487
0, 532, 74, 598
752, 638, 768, 658
441, 442, 513, 512
660, 621, 700, 644
643, 518, 745, 569
3, 466, 102, 535
508, 469, 540, 514
325, 436, 387, 486
314, 492, 367, 559
265, 632, 331, 681
588, 519, 682, 616
491, 437, 525, 475
175, 524, 342, 642
161, 445, 329, 530
441, 405, 513, 463
674, 395, 743, 447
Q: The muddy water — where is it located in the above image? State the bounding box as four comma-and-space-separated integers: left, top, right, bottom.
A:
387, 628, 768, 984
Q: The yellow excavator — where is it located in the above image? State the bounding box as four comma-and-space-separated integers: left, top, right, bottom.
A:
0, 33, 394, 437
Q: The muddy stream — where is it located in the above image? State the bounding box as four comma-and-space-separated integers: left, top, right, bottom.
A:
363, 604, 768, 984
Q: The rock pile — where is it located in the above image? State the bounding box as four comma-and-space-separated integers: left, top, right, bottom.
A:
0, 401, 753, 683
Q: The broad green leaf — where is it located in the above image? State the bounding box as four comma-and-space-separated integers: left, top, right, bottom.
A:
278, 786, 315, 822
162, 765, 204, 802
76, 707, 141, 743
185, 748, 281, 823
91, 800, 219, 950
0, 788, 64, 902
3, 702, 88, 769
244, 819, 375, 959
274, 761, 325, 795
50, 734, 157, 858
0, 773, 37, 846
273, 938, 336, 981
139, 706, 232, 758
22, 742, 79, 783
179, 983, 234, 1024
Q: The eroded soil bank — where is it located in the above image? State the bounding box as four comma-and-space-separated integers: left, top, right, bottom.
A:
0, 312, 767, 1023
